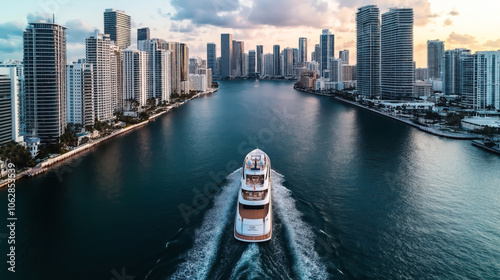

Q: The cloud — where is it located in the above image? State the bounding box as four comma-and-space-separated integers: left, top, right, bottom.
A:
443, 18, 453, 27
27, 12, 51, 23
484, 39, 500, 49
0, 38, 23, 54
446, 32, 478, 45
65, 19, 95, 43
247, 0, 331, 28
169, 0, 331, 29
336, 0, 435, 27
449, 9, 459, 16
170, 22, 196, 33
341, 40, 355, 49
170, 0, 246, 28
0, 22, 24, 39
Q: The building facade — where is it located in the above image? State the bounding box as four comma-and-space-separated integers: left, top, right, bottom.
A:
381, 8, 414, 99
104, 9, 131, 49
24, 22, 67, 144
220, 34, 233, 78
356, 5, 381, 98
273, 45, 281, 76
427, 40, 444, 80
137, 27, 150, 45
66, 61, 94, 128
123, 50, 148, 109
206, 43, 216, 76
86, 30, 113, 121
298, 37, 308, 65
320, 29, 335, 77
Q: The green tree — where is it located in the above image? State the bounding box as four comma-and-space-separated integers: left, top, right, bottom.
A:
0, 141, 36, 169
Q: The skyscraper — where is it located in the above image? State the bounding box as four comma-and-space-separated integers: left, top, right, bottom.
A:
232, 41, 244, 77
86, 30, 113, 121
356, 5, 380, 97
264, 53, 274, 76
139, 39, 171, 104
0, 67, 23, 145
462, 51, 500, 110
443, 48, 471, 95
110, 45, 123, 111
179, 43, 189, 94
427, 40, 444, 80
104, 9, 131, 49
220, 34, 232, 78
330, 58, 343, 82
273, 45, 281, 76
249, 50, 256, 75
339, 50, 349, 65
282, 48, 294, 77
137, 27, 150, 45
0, 61, 24, 143
24, 22, 67, 144
123, 50, 148, 108
320, 29, 334, 77
206, 43, 216, 75
256, 45, 263, 76
298, 37, 308, 65
66, 60, 94, 128
381, 8, 414, 99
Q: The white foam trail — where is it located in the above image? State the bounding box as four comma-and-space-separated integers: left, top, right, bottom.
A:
271, 170, 329, 280
229, 243, 265, 279
169, 168, 241, 280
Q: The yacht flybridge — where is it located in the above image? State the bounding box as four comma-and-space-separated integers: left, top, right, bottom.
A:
234, 149, 272, 242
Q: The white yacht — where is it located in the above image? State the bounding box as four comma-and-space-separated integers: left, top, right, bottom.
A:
234, 149, 272, 242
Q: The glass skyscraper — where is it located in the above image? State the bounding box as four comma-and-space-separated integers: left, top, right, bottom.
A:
104, 9, 131, 49
356, 5, 380, 98
381, 8, 414, 99
23, 22, 67, 144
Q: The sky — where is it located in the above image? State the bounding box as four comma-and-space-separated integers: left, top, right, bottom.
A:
1, 0, 500, 68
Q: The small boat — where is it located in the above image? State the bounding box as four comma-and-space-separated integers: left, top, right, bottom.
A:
234, 149, 272, 242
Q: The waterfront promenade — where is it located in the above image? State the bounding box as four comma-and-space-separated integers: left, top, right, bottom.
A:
293, 87, 480, 140
0, 88, 217, 189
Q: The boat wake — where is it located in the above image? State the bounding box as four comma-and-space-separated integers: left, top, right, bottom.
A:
168, 168, 329, 280
169, 168, 241, 279
271, 170, 329, 280
229, 243, 265, 279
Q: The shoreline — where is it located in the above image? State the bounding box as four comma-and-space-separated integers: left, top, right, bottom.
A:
293, 87, 480, 140
0, 88, 217, 189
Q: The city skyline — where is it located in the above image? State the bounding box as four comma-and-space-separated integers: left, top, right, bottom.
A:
1, 0, 500, 67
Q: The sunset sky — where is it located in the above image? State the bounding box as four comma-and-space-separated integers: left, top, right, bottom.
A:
1, 0, 500, 67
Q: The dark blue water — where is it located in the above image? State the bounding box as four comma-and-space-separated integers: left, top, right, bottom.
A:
1, 80, 500, 279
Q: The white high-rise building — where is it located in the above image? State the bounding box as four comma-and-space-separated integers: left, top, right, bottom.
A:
86, 30, 113, 121
189, 74, 207, 92
463, 51, 500, 111
0, 61, 24, 143
139, 39, 171, 104
0, 67, 23, 145
110, 44, 123, 111
123, 50, 148, 109
66, 61, 94, 128
330, 58, 343, 82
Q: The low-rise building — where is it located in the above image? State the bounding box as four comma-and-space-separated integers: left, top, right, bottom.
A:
462, 117, 500, 130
